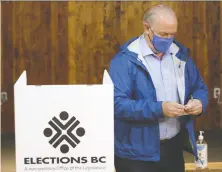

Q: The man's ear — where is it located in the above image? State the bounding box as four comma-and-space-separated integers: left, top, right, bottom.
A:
143, 22, 149, 34
143, 22, 149, 28
143, 22, 147, 31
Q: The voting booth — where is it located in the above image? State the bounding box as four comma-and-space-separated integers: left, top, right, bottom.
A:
14, 70, 114, 172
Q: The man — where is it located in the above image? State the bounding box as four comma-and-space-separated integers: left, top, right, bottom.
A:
108, 4, 208, 172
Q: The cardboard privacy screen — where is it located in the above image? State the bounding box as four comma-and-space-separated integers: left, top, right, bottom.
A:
14, 70, 114, 172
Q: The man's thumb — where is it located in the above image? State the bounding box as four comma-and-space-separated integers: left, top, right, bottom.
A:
185, 103, 192, 110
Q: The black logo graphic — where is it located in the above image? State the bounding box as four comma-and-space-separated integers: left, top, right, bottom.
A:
43, 111, 85, 154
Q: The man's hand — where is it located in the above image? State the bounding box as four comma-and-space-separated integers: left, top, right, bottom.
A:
184, 99, 202, 115
162, 101, 185, 117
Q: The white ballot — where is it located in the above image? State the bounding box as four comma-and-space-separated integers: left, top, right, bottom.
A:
14, 71, 114, 172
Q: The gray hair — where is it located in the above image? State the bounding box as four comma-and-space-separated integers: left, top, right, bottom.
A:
143, 4, 176, 25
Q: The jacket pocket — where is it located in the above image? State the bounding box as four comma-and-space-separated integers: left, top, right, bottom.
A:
129, 124, 157, 156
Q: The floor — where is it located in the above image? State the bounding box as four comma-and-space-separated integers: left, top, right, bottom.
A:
1, 129, 222, 172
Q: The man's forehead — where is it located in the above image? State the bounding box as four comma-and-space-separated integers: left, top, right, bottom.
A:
152, 15, 177, 29
151, 9, 177, 24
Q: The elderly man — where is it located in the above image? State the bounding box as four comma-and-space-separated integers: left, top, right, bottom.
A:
109, 4, 208, 172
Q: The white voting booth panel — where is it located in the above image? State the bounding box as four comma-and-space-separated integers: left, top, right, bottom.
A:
14, 70, 114, 172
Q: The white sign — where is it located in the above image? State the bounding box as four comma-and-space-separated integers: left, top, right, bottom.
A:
14, 71, 114, 172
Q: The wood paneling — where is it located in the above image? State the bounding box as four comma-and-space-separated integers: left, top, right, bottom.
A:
192, 2, 209, 130
2, 2, 14, 133
220, 1, 222, 129
204, 2, 221, 130
1, 1, 222, 133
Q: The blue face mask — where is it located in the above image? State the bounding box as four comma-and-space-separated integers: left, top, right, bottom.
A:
152, 34, 174, 53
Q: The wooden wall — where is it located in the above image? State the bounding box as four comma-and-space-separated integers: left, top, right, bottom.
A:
1, 1, 222, 133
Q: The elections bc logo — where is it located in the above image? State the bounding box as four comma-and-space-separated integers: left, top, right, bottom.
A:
43, 111, 85, 154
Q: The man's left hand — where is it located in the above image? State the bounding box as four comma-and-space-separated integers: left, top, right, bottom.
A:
184, 99, 202, 115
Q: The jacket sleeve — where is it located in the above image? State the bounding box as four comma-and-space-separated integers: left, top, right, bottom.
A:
108, 55, 164, 122
188, 58, 209, 115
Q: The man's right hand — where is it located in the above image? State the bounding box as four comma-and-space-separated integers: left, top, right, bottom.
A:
162, 101, 185, 117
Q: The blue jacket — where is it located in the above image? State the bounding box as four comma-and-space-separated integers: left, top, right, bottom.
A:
108, 36, 208, 161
